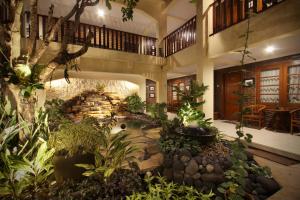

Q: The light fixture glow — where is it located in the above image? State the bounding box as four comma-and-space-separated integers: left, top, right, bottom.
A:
265, 46, 276, 53
98, 9, 105, 17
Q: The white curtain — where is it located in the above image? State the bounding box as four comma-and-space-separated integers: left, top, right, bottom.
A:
289, 65, 300, 103
260, 69, 280, 103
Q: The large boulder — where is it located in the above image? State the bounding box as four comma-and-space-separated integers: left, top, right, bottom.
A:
185, 159, 199, 175
256, 176, 280, 194
163, 168, 173, 180
201, 173, 225, 184
173, 159, 185, 171
206, 164, 214, 173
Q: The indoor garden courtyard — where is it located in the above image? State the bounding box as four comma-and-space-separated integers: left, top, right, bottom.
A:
0, 0, 300, 199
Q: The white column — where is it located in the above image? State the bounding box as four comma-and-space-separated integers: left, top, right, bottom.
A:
158, 68, 168, 103
196, 0, 214, 120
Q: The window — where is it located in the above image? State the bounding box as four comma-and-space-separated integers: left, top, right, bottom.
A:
288, 65, 300, 104
259, 69, 280, 103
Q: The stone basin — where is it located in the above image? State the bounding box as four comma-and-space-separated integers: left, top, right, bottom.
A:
182, 127, 216, 144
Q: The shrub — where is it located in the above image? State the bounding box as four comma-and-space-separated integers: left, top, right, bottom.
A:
146, 103, 168, 123
48, 117, 102, 156
124, 93, 145, 114
45, 99, 70, 131
49, 169, 144, 200
127, 175, 214, 200
76, 123, 138, 179
159, 118, 201, 154
176, 81, 212, 128
0, 99, 54, 199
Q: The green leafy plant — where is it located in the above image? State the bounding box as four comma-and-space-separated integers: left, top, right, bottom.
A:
0, 149, 30, 199
45, 99, 70, 131
217, 133, 253, 200
159, 118, 202, 154
178, 102, 208, 127
124, 93, 145, 114
48, 117, 103, 156
0, 99, 21, 151
177, 81, 208, 108
176, 81, 212, 128
0, 140, 55, 199
76, 123, 138, 179
49, 168, 143, 200
248, 163, 272, 178
127, 175, 214, 200
0, 99, 55, 199
17, 108, 51, 156
0, 61, 45, 98
146, 103, 168, 123
15, 141, 55, 194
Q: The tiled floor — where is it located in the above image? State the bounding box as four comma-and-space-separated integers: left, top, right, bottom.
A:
213, 120, 300, 161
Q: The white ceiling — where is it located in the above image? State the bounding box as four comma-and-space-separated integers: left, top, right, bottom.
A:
164, 0, 196, 35
37, 0, 158, 37
167, 30, 300, 79
213, 31, 300, 69
167, 64, 197, 79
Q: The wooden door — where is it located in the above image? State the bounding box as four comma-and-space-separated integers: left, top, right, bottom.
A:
224, 72, 241, 120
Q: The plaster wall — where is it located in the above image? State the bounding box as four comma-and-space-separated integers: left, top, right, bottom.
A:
31, 41, 168, 102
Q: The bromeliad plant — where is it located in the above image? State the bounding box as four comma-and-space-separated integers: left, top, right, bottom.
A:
76, 116, 138, 179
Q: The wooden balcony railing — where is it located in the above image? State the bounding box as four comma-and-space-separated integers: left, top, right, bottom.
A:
22, 13, 157, 56
164, 16, 196, 57
212, 0, 285, 35
0, 0, 11, 24
254, 0, 285, 13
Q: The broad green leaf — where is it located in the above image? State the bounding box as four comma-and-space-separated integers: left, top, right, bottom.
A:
75, 164, 95, 170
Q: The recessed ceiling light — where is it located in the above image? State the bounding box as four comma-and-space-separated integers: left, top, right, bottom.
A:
265, 46, 276, 53
98, 9, 105, 17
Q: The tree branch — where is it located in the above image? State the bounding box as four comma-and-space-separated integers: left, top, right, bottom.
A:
67, 30, 93, 60
46, 4, 54, 34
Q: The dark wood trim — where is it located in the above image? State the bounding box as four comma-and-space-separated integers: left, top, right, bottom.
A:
210, 0, 286, 36
22, 13, 157, 56
167, 74, 197, 112
215, 54, 300, 119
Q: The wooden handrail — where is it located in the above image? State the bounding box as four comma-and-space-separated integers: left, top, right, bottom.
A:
164, 16, 197, 57
21, 13, 157, 57
211, 0, 286, 35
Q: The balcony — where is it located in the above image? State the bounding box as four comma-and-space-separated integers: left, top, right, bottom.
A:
211, 0, 286, 35
164, 16, 197, 57
22, 13, 157, 57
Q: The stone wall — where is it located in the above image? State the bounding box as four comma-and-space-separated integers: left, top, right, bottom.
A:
63, 90, 122, 122
162, 143, 231, 188
45, 78, 139, 101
